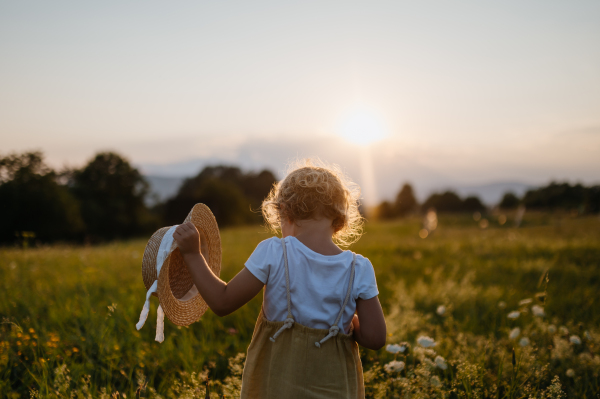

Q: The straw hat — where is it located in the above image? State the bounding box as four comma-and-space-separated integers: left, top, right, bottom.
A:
136, 204, 221, 341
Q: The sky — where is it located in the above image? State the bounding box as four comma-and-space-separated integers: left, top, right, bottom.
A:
1, 1, 599, 203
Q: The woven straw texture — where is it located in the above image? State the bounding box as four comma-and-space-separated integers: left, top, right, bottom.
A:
141, 226, 171, 296
157, 204, 222, 326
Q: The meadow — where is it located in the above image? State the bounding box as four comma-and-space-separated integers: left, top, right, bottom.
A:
1, 213, 599, 398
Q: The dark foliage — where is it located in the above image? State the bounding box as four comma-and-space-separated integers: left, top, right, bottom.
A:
394, 184, 418, 217
71, 152, 158, 241
522, 182, 600, 213
0, 152, 84, 244
163, 165, 276, 227
375, 201, 395, 220
421, 191, 485, 213
498, 192, 520, 209
376, 183, 418, 220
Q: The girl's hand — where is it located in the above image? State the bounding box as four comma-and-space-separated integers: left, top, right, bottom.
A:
173, 222, 200, 256
173, 222, 264, 317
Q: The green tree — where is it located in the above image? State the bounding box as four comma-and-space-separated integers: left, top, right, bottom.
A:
462, 196, 485, 212
522, 182, 586, 211
499, 192, 520, 209
163, 165, 276, 227
72, 152, 155, 241
0, 151, 84, 244
421, 191, 463, 213
393, 183, 418, 217
375, 200, 395, 220
421, 191, 486, 213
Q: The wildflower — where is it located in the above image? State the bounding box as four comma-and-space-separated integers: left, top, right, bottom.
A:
434, 356, 447, 370
384, 360, 405, 373
584, 331, 591, 340
436, 305, 446, 316
531, 305, 544, 317
519, 337, 530, 347
498, 301, 507, 309
507, 311, 520, 319
397, 342, 410, 353
430, 376, 442, 387
559, 326, 569, 335
569, 335, 581, 345
519, 298, 533, 306
386, 344, 402, 354
566, 369, 575, 378
548, 325, 556, 334
417, 336, 436, 348
227, 328, 238, 335
509, 328, 521, 340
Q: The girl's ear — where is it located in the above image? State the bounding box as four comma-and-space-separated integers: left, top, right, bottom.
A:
278, 203, 292, 224
332, 216, 345, 233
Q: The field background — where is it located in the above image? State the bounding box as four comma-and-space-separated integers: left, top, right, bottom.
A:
1, 213, 599, 398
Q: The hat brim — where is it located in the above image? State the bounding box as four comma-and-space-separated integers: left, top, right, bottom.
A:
141, 203, 222, 326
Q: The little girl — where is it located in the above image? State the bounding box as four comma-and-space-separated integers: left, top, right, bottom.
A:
174, 160, 386, 398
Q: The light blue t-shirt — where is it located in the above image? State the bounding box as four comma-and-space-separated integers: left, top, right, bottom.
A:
245, 236, 379, 333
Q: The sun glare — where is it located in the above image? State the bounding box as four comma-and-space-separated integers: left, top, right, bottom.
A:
336, 106, 388, 146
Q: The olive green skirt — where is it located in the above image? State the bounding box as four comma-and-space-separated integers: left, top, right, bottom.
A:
240, 311, 365, 399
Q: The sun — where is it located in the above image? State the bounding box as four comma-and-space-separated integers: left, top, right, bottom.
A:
336, 106, 388, 146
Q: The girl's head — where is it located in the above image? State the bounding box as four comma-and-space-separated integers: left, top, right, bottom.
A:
262, 159, 363, 247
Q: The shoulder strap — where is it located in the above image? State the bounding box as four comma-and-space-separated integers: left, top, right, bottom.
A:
315, 252, 357, 348
334, 252, 356, 328
281, 237, 293, 320
269, 237, 295, 342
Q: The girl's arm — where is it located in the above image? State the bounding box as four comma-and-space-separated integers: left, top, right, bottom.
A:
352, 296, 386, 350
174, 222, 264, 317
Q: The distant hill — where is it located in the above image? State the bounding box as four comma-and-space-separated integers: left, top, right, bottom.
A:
143, 175, 185, 205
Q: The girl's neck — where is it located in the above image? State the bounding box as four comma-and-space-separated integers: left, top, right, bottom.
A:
281, 217, 343, 256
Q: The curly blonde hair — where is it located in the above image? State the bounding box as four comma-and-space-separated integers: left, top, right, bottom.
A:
261, 159, 364, 247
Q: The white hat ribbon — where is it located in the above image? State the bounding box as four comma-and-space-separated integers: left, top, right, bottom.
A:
136, 224, 178, 342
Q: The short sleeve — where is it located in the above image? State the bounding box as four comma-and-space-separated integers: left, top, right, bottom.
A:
244, 237, 279, 284
354, 255, 379, 300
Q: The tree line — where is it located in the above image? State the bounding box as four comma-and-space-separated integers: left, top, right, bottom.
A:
376, 184, 486, 219
376, 182, 600, 220
2, 150, 598, 245
0, 151, 276, 245
499, 183, 600, 214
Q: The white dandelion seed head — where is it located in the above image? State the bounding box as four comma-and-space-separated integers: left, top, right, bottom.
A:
498, 301, 507, 309
386, 344, 402, 354
509, 327, 521, 340
417, 336, 436, 348
507, 311, 520, 319
519, 337, 530, 347
531, 305, 544, 317
548, 325, 556, 334
566, 369, 575, 378
436, 305, 446, 316
430, 376, 442, 387
398, 342, 410, 353
569, 335, 582, 345
384, 360, 405, 373
559, 326, 569, 335
434, 356, 448, 370
519, 298, 533, 306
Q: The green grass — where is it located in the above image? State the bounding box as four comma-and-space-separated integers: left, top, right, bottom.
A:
1, 214, 599, 398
